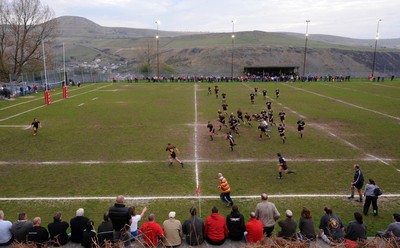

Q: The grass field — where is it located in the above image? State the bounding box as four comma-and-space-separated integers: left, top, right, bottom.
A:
0, 80, 399, 237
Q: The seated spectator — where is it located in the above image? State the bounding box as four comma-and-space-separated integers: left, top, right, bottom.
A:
345, 212, 367, 242
318, 206, 344, 244
376, 213, 400, 238
129, 206, 147, 240
0, 210, 13, 246
11, 212, 33, 243
226, 204, 245, 241
70, 208, 89, 243
245, 212, 264, 243
48, 212, 69, 246
183, 206, 204, 246
298, 207, 316, 240
205, 206, 228, 245
97, 212, 114, 246
139, 213, 164, 247
162, 211, 182, 247
81, 220, 97, 248
277, 209, 297, 240
27, 217, 49, 247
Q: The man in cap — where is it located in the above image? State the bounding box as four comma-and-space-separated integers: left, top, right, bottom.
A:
162, 211, 182, 247
217, 173, 233, 206
277, 210, 297, 240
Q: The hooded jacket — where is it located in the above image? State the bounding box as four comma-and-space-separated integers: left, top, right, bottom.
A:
226, 210, 245, 240
205, 213, 228, 242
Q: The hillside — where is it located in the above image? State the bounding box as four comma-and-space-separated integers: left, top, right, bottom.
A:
53, 16, 400, 78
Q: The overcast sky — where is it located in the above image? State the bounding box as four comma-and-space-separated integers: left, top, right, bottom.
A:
42, 0, 399, 39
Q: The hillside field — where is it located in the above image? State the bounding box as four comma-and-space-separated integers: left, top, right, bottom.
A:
0, 80, 399, 236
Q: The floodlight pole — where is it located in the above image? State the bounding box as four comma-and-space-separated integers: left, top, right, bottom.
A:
231, 20, 236, 81
371, 18, 381, 77
156, 20, 160, 81
302, 20, 310, 81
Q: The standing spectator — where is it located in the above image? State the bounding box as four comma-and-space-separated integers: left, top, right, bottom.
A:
318, 206, 344, 244
139, 213, 164, 247
217, 173, 233, 206
48, 212, 69, 246
255, 193, 280, 237
11, 212, 33, 243
348, 164, 364, 202
0, 210, 13, 246
27, 217, 49, 247
182, 207, 204, 246
108, 195, 132, 242
97, 212, 113, 246
298, 207, 316, 240
129, 206, 147, 240
162, 211, 182, 247
245, 212, 264, 243
376, 213, 400, 238
205, 206, 228, 245
81, 221, 97, 248
226, 205, 245, 241
277, 210, 297, 240
70, 208, 89, 243
344, 212, 367, 242
363, 179, 379, 216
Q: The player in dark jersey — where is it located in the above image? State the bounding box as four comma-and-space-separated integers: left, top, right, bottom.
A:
222, 102, 228, 113
258, 122, 270, 139
165, 143, 183, 167
214, 85, 219, 98
228, 116, 240, 136
266, 101, 272, 110
208, 86, 212, 95
278, 110, 286, 125
250, 93, 255, 104
222, 92, 226, 99
262, 89, 267, 99
244, 112, 252, 127
277, 153, 295, 179
275, 88, 280, 98
236, 108, 244, 123
218, 110, 228, 130
226, 132, 236, 151
254, 87, 258, 96
268, 110, 276, 126
31, 117, 41, 136
297, 118, 305, 138
207, 121, 216, 140
278, 124, 286, 144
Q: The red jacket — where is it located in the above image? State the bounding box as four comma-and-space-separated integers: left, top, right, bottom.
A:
245, 218, 264, 243
205, 213, 228, 242
139, 221, 164, 247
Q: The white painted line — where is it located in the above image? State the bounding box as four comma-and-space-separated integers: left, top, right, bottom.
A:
371, 83, 400, 89
78, 103, 85, 107
367, 153, 389, 165
285, 84, 400, 122
92, 97, 98, 100
194, 84, 200, 194
0, 125, 30, 129
1, 194, 400, 201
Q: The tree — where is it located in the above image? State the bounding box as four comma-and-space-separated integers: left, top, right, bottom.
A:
0, 0, 57, 82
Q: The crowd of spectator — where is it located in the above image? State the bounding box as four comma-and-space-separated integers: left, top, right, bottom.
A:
0, 194, 399, 247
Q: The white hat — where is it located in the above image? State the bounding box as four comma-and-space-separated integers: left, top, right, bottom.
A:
169, 211, 176, 218
217, 173, 223, 179
285, 209, 293, 217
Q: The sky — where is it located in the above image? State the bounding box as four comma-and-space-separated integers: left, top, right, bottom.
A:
41, 0, 400, 39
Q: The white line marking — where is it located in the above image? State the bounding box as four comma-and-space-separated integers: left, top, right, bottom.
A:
366, 154, 389, 165
371, 83, 400, 89
1, 194, 400, 201
78, 103, 85, 107
0, 125, 30, 129
194, 84, 199, 192
322, 83, 398, 100
285, 84, 400, 122
92, 97, 98, 100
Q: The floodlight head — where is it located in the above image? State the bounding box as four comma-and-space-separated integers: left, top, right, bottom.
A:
156, 20, 160, 24
306, 20, 310, 23
232, 20, 236, 24
232, 34, 235, 38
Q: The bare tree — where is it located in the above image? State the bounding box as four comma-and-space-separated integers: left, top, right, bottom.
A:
0, 0, 57, 81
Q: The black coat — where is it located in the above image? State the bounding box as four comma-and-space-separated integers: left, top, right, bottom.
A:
108, 203, 131, 231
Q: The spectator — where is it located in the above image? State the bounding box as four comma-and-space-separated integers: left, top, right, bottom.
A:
11, 212, 33, 243
70, 208, 89, 243
27, 217, 49, 248
217, 173, 234, 206
108, 195, 132, 242
0, 210, 13, 246
363, 179, 379, 216
226, 204, 246, 241
245, 212, 264, 243
318, 206, 344, 244
298, 207, 316, 240
129, 206, 147, 240
81, 220, 97, 248
348, 164, 364, 202
376, 213, 400, 238
205, 206, 228, 245
162, 211, 183, 247
182, 206, 204, 246
48, 212, 69, 246
345, 212, 367, 241
139, 213, 164, 247
277, 209, 297, 240
255, 193, 280, 237
97, 212, 114, 246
